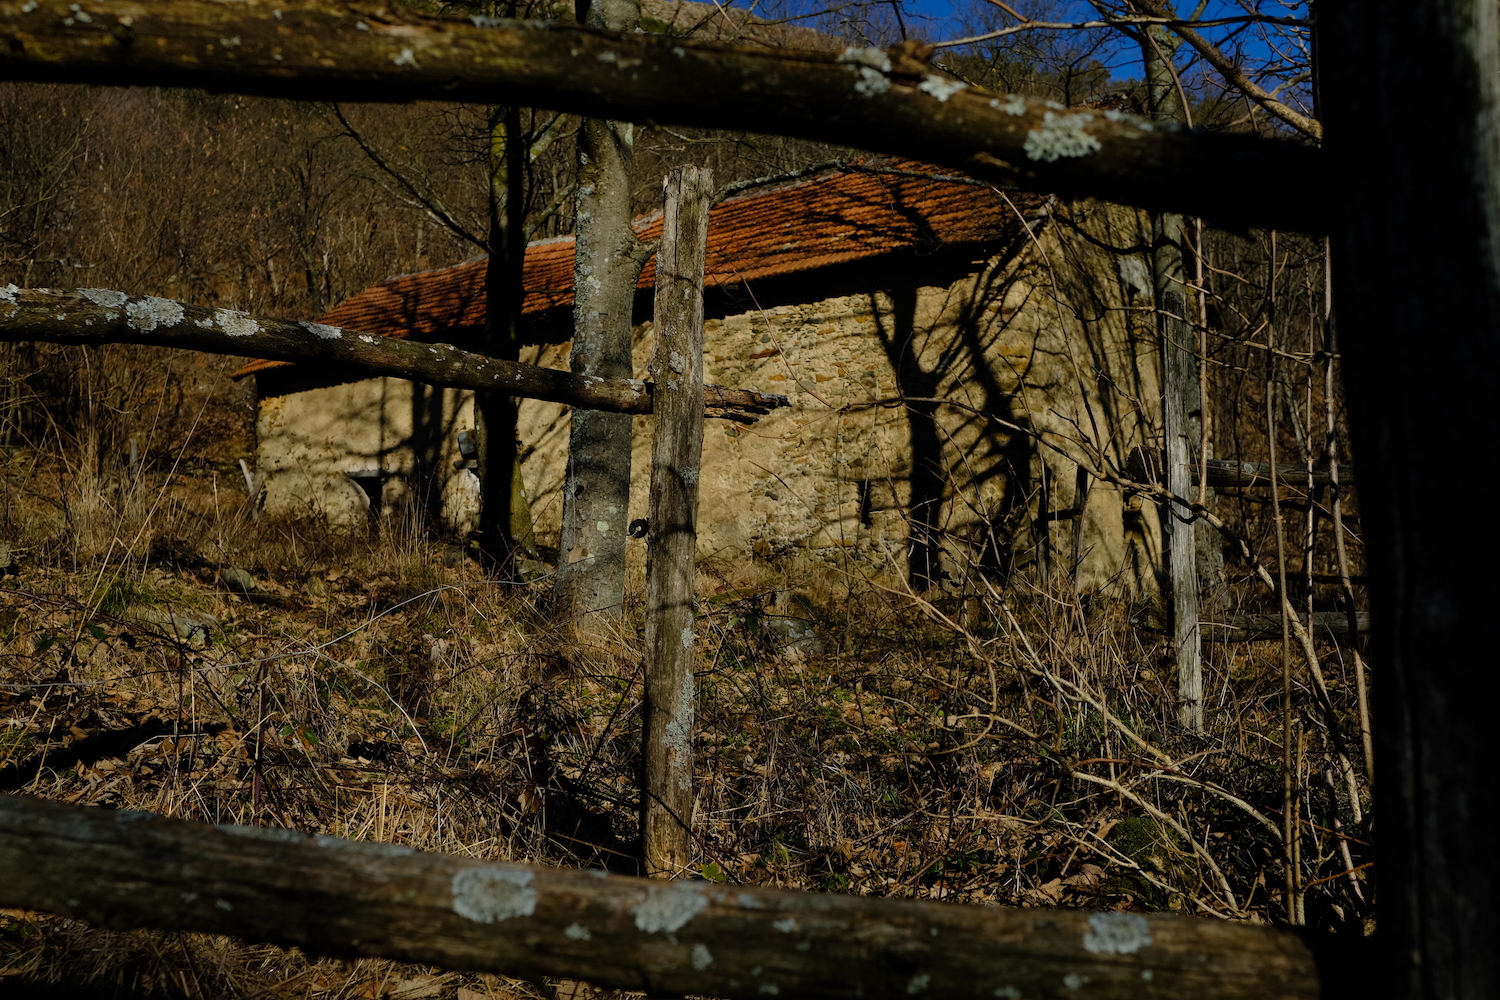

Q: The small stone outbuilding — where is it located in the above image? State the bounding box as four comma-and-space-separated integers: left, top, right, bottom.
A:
239, 159, 1165, 595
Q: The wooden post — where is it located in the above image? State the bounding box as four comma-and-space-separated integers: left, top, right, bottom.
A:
1140, 25, 1204, 733
1162, 281, 1203, 732
642, 166, 713, 878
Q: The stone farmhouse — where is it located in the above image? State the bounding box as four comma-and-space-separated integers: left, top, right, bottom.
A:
237, 159, 1165, 595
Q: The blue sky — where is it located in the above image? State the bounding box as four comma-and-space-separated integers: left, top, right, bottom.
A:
747, 0, 1308, 93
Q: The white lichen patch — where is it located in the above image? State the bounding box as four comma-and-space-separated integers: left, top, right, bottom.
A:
758, 986, 780, 996
680, 625, 693, 650
215, 899, 233, 911
669, 349, 686, 374
738, 893, 765, 908
773, 918, 797, 933
301, 322, 343, 341
692, 943, 714, 970
992, 988, 1021, 999
596, 50, 643, 69
451, 867, 538, 923
220, 36, 241, 47
1082, 911, 1152, 955
918, 75, 965, 103
633, 883, 708, 933
1023, 111, 1101, 162
79, 288, 127, 308
990, 95, 1029, 116
126, 296, 184, 332
393, 48, 418, 67
470, 14, 505, 28
850, 66, 889, 97
0, 283, 18, 303
215, 309, 260, 337
839, 47, 892, 98
565, 922, 593, 940
907, 973, 931, 994
682, 467, 699, 489
1062, 973, 1090, 991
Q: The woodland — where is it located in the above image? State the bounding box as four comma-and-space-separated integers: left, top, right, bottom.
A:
0, 0, 1471, 998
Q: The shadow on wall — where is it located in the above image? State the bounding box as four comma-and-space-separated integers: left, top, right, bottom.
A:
854, 200, 1163, 597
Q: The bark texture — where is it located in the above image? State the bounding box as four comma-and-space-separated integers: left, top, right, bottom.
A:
556, 0, 650, 623
0, 0, 1324, 232
1139, 23, 1204, 732
641, 167, 712, 878
0, 287, 787, 420
1322, 2, 1500, 998
0, 794, 1322, 1000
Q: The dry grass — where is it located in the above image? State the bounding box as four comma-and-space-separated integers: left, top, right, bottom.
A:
0, 440, 1373, 999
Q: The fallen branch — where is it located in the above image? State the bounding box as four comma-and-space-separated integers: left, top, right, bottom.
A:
0, 794, 1321, 1000
0, 287, 787, 421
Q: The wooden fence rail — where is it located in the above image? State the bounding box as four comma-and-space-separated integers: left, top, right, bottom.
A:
0, 794, 1322, 1000
0, 0, 1325, 233
0, 287, 787, 422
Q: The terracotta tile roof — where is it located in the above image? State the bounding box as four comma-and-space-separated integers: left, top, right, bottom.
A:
235, 159, 1042, 378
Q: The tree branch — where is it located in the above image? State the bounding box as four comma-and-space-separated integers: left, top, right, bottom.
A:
0, 286, 787, 421
1129, 0, 1322, 141
0, 0, 1326, 231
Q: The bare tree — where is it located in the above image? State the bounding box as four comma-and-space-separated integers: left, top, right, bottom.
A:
556, 0, 655, 623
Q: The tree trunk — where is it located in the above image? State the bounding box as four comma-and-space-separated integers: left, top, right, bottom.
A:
0, 0, 1325, 232
0, 288, 788, 420
475, 103, 537, 577
642, 166, 712, 879
556, 0, 650, 624
1322, 2, 1500, 997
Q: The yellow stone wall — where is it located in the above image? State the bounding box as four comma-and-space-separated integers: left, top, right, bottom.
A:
256, 199, 1164, 596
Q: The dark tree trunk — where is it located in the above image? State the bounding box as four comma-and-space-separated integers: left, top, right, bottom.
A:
476, 103, 536, 577
1322, 2, 1500, 997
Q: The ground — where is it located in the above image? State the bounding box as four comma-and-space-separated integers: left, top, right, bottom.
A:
0, 441, 1372, 999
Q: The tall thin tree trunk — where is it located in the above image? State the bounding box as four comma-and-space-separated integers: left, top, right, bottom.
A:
557, 0, 650, 624
1323, 3, 1500, 997
476, 103, 535, 577
1140, 21, 1206, 731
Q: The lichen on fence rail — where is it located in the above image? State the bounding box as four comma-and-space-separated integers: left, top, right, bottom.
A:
0, 793, 1320, 1000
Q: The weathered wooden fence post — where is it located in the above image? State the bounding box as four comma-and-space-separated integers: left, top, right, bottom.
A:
642, 165, 713, 878
1139, 25, 1205, 733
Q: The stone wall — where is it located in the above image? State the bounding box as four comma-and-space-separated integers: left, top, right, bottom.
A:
255, 199, 1164, 596
258, 376, 479, 531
